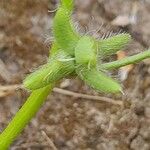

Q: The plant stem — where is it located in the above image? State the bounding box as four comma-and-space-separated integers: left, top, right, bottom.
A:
101, 50, 150, 70
0, 84, 54, 149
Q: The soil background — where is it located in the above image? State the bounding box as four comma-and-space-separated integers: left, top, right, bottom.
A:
0, 0, 150, 150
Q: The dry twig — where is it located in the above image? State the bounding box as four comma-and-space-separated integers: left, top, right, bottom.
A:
41, 130, 58, 150
0, 84, 20, 97
11, 142, 48, 149
53, 87, 123, 106
0, 84, 123, 106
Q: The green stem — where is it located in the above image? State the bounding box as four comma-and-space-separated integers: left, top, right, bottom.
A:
0, 84, 54, 149
101, 50, 150, 70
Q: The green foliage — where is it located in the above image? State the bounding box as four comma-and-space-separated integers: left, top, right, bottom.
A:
1, 0, 150, 149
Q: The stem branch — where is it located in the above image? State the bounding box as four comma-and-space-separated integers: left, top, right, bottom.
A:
102, 50, 150, 70
0, 84, 54, 149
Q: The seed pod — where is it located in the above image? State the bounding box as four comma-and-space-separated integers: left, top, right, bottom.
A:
61, 0, 74, 13
76, 67, 122, 93
75, 36, 97, 67
24, 51, 75, 90
53, 7, 79, 55
98, 33, 131, 57
49, 42, 60, 56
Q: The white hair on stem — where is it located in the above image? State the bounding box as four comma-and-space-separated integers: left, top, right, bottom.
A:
48, 5, 59, 13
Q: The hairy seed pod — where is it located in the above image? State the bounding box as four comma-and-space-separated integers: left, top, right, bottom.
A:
75, 36, 97, 67
24, 51, 75, 90
61, 0, 74, 13
76, 67, 122, 93
53, 7, 79, 55
49, 42, 60, 56
98, 33, 131, 57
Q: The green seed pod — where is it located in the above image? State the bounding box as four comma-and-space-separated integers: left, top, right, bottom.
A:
98, 33, 131, 57
53, 7, 79, 55
76, 67, 122, 93
49, 42, 60, 56
61, 0, 74, 13
75, 36, 97, 67
24, 51, 75, 90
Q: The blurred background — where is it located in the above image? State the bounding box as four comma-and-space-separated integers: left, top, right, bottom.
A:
0, 0, 150, 149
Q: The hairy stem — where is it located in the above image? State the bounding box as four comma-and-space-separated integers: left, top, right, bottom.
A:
0, 84, 54, 149
101, 50, 150, 70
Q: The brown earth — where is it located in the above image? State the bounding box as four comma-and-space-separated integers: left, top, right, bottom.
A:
0, 0, 150, 150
